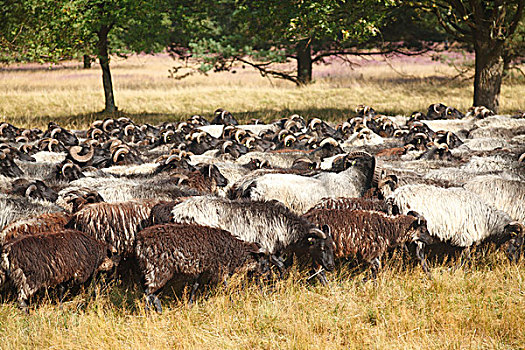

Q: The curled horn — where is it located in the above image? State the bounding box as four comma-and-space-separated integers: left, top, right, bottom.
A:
47, 138, 60, 152
90, 128, 103, 139
165, 154, 182, 164
0, 123, 8, 135
118, 117, 130, 123
15, 136, 28, 143
222, 140, 233, 153
102, 119, 114, 132
346, 150, 373, 159
414, 132, 428, 140
393, 129, 408, 137
91, 120, 103, 129
177, 122, 188, 131
25, 184, 38, 197
519, 153, 525, 162
309, 227, 326, 240
433, 104, 440, 113
446, 131, 453, 146
319, 137, 338, 148
112, 147, 129, 163
235, 129, 246, 143
341, 121, 351, 133
163, 130, 174, 143
50, 128, 62, 139
0, 151, 5, 160
124, 124, 135, 136
196, 131, 207, 144
69, 145, 94, 163
284, 119, 298, 131
244, 136, 255, 149
506, 221, 524, 236
309, 118, 322, 129
20, 144, 33, 154
283, 134, 296, 145
278, 129, 290, 141
21, 129, 31, 137
62, 161, 75, 174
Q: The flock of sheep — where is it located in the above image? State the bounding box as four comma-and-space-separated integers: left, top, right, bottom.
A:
0, 104, 524, 312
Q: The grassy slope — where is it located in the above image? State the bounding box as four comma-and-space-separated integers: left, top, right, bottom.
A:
1, 55, 525, 349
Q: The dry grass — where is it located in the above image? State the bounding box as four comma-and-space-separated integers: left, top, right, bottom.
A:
1, 254, 524, 349
1, 54, 524, 129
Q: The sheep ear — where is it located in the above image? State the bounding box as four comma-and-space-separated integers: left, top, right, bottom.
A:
321, 224, 331, 237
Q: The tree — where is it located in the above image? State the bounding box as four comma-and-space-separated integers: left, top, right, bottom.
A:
1, 0, 172, 113
414, 0, 524, 112
169, 0, 397, 86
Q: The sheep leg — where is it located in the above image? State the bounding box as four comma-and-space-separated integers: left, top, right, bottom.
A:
188, 280, 200, 305
415, 241, 432, 279
364, 258, 381, 282
144, 293, 162, 314
453, 246, 471, 272
270, 255, 286, 278
18, 298, 28, 313
58, 284, 66, 307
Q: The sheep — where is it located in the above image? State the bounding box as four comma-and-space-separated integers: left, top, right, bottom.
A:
230, 151, 381, 214
0, 229, 115, 308
303, 209, 432, 277
66, 200, 159, 257
464, 176, 525, 223
169, 196, 335, 278
0, 194, 64, 231
0, 212, 70, 244
147, 199, 188, 226
135, 223, 266, 312
386, 184, 524, 253
310, 197, 391, 213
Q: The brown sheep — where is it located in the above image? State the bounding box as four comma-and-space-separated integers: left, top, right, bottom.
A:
0, 212, 70, 244
303, 209, 432, 278
0, 230, 115, 308
135, 223, 266, 312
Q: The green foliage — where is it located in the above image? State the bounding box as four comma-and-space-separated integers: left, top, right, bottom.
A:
169, 0, 397, 83
0, 0, 172, 64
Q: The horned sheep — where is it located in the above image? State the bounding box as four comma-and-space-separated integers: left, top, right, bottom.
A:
386, 184, 524, 251
303, 208, 432, 277
169, 196, 336, 277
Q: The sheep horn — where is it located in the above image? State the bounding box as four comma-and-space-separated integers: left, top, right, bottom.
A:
437, 143, 449, 150
165, 154, 182, 164
50, 127, 62, 139
47, 138, 60, 152
177, 122, 188, 131
346, 150, 373, 159
319, 137, 338, 148
372, 157, 382, 188
235, 129, 246, 143
283, 135, 296, 145
518, 153, 525, 162
102, 119, 114, 132
118, 117, 130, 123
124, 124, 135, 136
15, 136, 28, 143
112, 147, 129, 163
414, 132, 428, 140
62, 161, 75, 174
433, 104, 440, 113
0, 123, 8, 135
0, 151, 6, 160
222, 140, 233, 153
91, 120, 103, 129
196, 132, 207, 144
90, 128, 104, 139
25, 184, 38, 197
309, 227, 326, 240
69, 145, 94, 163
173, 174, 190, 186
309, 118, 322, 129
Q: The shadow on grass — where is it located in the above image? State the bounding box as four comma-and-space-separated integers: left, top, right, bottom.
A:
4, 106, 414, 129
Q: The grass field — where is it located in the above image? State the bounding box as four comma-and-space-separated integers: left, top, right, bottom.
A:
0, 54, 524, 129
1, 54, 525, 349
1, 256, 524, 349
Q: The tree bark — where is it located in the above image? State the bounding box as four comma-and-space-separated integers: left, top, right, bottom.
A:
97, 25, 117, 113
473, 43, 504, 113
83, 54, 92, 69
296, 39, 312, 85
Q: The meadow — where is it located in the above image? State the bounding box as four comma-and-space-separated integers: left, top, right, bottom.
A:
1, 54, 525, 349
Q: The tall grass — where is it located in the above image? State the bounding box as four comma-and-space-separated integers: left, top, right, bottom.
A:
1, 54, 524, 129
1, 255, 524, 349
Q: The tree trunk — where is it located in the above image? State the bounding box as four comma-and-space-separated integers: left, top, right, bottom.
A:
97, 25, 117, 113
473, 44, 504, 113
296, 39, 312, 85
83, 54, 92, 69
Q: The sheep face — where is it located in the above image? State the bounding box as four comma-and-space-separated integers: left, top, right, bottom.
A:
0, 153, 24, 178
198, 164, 228, 187
212, 108, 238, 126
55, 161, 84, 182
296, 226, 336, 271
504, 222, 525, 262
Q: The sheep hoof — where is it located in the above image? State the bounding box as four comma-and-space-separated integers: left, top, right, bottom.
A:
18, 300, 29, 313
145, 294, 162, 314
